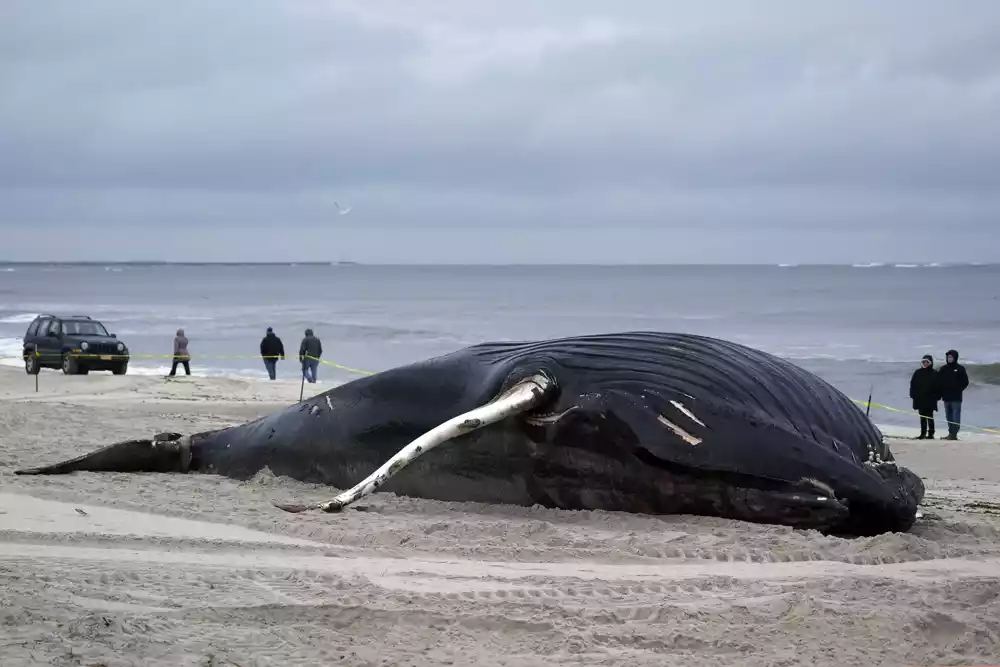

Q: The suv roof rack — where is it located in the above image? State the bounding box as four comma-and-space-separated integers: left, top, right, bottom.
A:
33, 313, 94, 321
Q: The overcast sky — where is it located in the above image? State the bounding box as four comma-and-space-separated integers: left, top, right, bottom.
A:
2, 1, 998, 263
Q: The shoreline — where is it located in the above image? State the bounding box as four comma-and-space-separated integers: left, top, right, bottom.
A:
5, 341, 999, 438
1, 365, 999, 665
1, 363, 996, 440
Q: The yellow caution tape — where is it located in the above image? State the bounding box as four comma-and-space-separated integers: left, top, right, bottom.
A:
851, 399, 1000, 435
2, 351, 996, 434
3, 350, 378, 377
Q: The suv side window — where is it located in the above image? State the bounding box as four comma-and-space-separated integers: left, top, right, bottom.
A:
38, 318, 60, 337
49, 320, 62, 336
26, 319, 42, 337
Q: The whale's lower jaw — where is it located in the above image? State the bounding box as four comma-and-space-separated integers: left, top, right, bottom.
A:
523, 447, 922, 537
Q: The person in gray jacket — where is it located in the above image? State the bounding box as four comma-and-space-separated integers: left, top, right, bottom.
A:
169, 328, 191, 376
298, 328, 323, 383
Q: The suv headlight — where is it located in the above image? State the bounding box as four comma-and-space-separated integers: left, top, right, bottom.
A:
117, 342, 125, 352
80, 341, 89, 350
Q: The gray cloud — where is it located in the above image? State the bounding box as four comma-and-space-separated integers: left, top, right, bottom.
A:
2, 1, 999, 262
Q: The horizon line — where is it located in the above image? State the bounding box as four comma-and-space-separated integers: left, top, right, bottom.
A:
0, 260, 997, 267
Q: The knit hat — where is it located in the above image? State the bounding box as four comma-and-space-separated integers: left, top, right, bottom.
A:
921, 354, 933, 364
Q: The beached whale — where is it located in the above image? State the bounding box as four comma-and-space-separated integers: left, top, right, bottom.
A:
14, 331, 924, 536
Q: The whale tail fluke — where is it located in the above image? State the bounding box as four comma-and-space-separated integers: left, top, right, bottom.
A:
272, 373, 555, 514
14, 432, 193, 476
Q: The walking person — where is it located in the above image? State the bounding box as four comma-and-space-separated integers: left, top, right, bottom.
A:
938, 349, 970, 440
169, 328, 191, 376
298, 328, 322, 383
259, 327, 285, 380
909, 354, 941, 439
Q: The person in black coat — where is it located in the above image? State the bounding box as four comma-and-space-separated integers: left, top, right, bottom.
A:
938, 348, 970, 440
259, 327, 285, 380
909, 354, 941, 439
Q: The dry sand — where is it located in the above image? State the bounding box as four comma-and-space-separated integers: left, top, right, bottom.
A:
1, 365, 999, 667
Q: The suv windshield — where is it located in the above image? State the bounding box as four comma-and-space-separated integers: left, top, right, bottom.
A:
62, 320, 110, 336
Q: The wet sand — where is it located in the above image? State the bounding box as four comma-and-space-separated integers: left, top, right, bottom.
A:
1, 366, 999, 666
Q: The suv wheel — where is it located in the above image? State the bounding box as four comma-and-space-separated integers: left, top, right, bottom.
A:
112, 361, 128, 376
24, 353, 40, 375
61, 353, 78, 375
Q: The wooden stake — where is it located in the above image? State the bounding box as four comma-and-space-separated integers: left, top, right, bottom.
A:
299, 362, 306, 402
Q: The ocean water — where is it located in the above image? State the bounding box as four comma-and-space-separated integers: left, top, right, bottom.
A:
2, 263, 999, 432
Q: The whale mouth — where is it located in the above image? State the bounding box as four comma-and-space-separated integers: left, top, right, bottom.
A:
14, 432, 192, 476
273, 372, 556, 514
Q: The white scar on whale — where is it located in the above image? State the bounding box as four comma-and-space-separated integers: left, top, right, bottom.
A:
656, 415, 703, 446
670, 400, 705, 427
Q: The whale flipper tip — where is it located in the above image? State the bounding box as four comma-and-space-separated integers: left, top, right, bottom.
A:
271, 501, 316, 513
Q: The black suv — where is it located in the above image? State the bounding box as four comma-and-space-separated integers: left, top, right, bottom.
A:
22, 314, 130, 375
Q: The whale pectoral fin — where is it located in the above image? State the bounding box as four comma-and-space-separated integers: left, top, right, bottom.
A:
272, 373, 556, 514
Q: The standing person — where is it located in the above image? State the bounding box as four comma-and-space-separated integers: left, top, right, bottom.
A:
169, 328, 191, 376
259, 327, 285, 380
909, 354, 940, 439
298, 328, 322, 383
938, 349, 970, 440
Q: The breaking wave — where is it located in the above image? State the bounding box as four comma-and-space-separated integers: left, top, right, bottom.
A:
968, 362, 1000, 387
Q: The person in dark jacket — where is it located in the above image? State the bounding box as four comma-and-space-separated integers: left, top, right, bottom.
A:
909, 354, 940, 439
938, 349, 970, 439
298, 328, 323, 383
259, 327, 285, 380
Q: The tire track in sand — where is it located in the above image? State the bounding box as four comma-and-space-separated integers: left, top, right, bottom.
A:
2, 486, 999, 666
3, 537, 998, 667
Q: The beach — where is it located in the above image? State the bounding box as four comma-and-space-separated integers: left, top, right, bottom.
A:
1, 365, 999, 666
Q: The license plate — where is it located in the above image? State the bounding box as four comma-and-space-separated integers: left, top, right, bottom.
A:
100, 355, 112, 361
